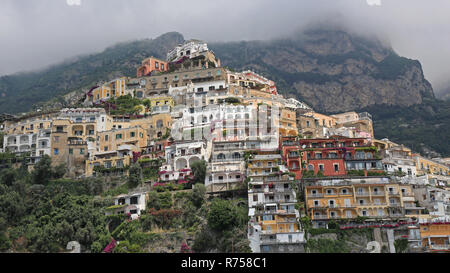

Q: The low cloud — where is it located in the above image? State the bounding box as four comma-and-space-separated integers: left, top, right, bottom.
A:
1, 0, 449, 87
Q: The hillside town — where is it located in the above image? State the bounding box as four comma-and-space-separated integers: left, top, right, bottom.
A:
1, 40, 449, 253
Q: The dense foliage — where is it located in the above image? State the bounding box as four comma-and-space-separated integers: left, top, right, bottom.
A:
0, 163, 111, 252
190, 160, 207, 184
358, 98, 450, 156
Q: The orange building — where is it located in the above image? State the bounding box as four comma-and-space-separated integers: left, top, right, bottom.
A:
420, 220, 450, 252
137, 57, 168, 77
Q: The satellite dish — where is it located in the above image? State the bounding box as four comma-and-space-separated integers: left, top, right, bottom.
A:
302, 145, 306, 149
66, 241, 81, 253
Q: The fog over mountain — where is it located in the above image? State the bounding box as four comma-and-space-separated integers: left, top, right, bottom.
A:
1, 0, 450, 93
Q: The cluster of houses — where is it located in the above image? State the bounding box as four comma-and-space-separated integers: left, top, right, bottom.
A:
1, 40, 449, 253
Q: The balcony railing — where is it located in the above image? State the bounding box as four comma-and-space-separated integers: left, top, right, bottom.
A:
356, 192, 370, 196
308, 194, 323, 198
372, 192, 385, 196
429, 245, 450, 250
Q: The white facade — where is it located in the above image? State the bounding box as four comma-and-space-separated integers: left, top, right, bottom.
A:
167, 40, 209, 62
3, 129, 52, 157
59, 108, 110, 132
106, 192, 147, 217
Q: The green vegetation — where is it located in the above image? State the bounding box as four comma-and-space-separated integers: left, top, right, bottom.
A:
190, 160, 207, 184
0, 162, 111, 252
128, 163, 142, 188
359, 99, 450, 157
0, 32, 184, 114
193, 198, 251, 253
305, 238, 350, 253
394, 238, 409, 253
105, 95, 144, 115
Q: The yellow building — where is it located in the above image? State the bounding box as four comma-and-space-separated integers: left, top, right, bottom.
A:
97, 126, 147, 153
85, 150, 133, 177
148, 113, 172, 140
146, 96, 174, 114
303, 111, 337, 128
247, 151, 283, 178
257, 212, 300, 235
90, 78, 127, 103
4, 114, 54, 135
279, 108, 297, 137
305, 180, 423, 225
414, 155, 449, 176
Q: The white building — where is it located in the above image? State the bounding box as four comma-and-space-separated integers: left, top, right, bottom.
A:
159, 140, 209, 182
167, 40, 209, 62
106, 191, 147, 219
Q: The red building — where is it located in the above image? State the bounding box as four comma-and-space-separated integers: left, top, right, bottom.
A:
280, 135, 381, 179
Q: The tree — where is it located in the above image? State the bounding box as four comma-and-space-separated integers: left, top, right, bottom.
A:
207, 199, 239, 232
190, 160, 207, 184
128, 164, 142, 188
191, 183, 206, 208
394, 239, 409, 253
53, 163, 67, 179
32, 155, 53, 184
0, 168, 17, 187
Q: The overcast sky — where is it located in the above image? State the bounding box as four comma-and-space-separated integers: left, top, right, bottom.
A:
1, 0, 450, 89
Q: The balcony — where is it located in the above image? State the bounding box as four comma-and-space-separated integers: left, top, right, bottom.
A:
312, 215, 328, 220
389, 213, 404, 217
308, 194, 323, 198
372, 192, 385, 196
356, 192, 370, 197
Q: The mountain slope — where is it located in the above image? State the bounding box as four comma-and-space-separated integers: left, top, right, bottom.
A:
0, 32, 184, 113
0, 29, 448, 156
210, 28, 434, 113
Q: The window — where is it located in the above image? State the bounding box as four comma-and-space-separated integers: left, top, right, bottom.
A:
80, 148, 84, 155
54, 148, 59, 155
105, 135, 109, 141
69, 148, 73, 155
131, 132, 135, 138
130, 196, 139, 205
116, 134, 122, 139
334, 164, 339, 172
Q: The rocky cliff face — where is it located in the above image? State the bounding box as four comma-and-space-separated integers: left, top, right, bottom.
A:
210, 28, 434, 113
